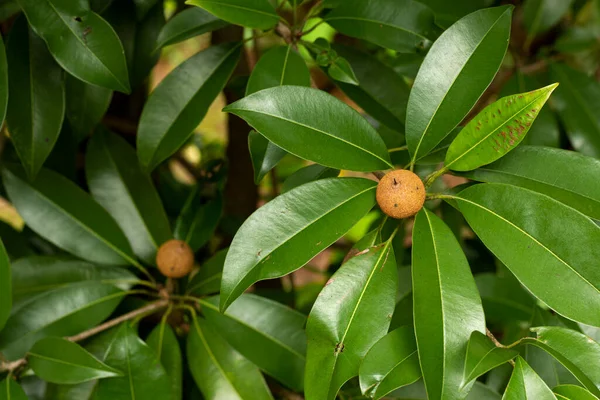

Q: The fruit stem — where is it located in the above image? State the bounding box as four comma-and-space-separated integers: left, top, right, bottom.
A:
424, 167, 449, 188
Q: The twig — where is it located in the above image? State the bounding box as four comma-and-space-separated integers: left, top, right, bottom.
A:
487, 328, 515, 366
372, 171, 385, 180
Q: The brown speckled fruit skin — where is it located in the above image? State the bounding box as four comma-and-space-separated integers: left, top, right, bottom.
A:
156, 240, 194, 278
376, 170, 426, 219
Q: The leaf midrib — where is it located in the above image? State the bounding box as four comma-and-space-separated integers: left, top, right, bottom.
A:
325, 15, 428, 40
28, 351, 117, 375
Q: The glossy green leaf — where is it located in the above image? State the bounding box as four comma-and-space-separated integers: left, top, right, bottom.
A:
0, 31, 7, 131
186, 249, 226, 296
131, 2, 164, 88
282, 164, 339, 193
445, 84, 558, 171
457, 184, 600, 326
305, 238, 398, 400
65, 76, 112, 142
358, 326, 421, 400
174, 189, 221, 252
412, 208, 485, 400
86, 128, 171, 265
406, 6, 512, 162
0, 240, 10, 332
462, 331, 519, 387
147, 322, 182, 400
554, 385, 599, 400
156, 7, 227, 49
332, 44, 411, 132
475, 272, 535, 324
28, 337, 121, 384
201, 294, 306, 391
5, 16, 65, 179
0, 379, 27, 400
225, 87, 392, 171
93, 323, 171, 400
390, 380, 503, 399
550, 63, 600, 158
0, 281, 125, 359
186, 0, 278, 30
503, 357, 556, 400
460, 146, 600, 220
11, 256, 136, 306
132, 0, 159, 20
325, 0, 439, 52
248, 130, 287, 184
17, 0, 130, 92
417, 0, 495, 27
220, 177, 377, 311
328, 56, 359, 85
187, 316, 273, 400
523, 0, 574, 45
2, 165, 136, 266
137, 42, 241, 171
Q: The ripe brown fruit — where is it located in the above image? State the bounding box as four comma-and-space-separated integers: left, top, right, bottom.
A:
376, 169, 425, 219
156, 239, 194, 278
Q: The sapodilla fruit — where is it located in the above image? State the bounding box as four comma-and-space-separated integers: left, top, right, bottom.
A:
156, 239, 194, 278
376, 169, 425, 219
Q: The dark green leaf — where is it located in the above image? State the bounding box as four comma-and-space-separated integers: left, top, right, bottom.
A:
5, 16, 65, 179
186, 249, 226, 296
187, 316, 273, 400
416, 0, 495, 27
86, 128, 171, 265
187, 0, 278, 30
406, 6, 512, 161
325, 0, 439, 52
328, 56, 359, 85
0, 31, 7, 131
137, 43, 241, 171
224, 87, 392, 172
132, 0, 159, 20
201, 294, 306, 391
0, 239, 10, 332
156, 7, 227, 49
220, 178, 377, 311
2, 165, 136, 266
147, 322, 182, 400
28, 337, 121, 384
550, 63, 600, 158
174, 189, 222, 252
0, 222, 33, 261
358, 326, 421, 400
248, 131, 286, 184
0, 378, 28, 400
65, 76, 112, 142
460, 146, 600, 220
0, 281, 125, 359
475, 272, 535, 324
503, 357, 556, 400
130, 2, 164, 88
282, 164, 339, 193
554, 385, 599, 400
523, 0, 574, 47
462, 331, 519, 387
412, 208, 485, 399
17, 0, 130, 92
457, 184, 600, 326
445, 84, 558, 171
93, 323, 171, 400
305, 237, 397, 400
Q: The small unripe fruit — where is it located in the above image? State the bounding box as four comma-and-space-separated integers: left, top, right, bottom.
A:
376, 169, 425, 219
156, 239, 194, 278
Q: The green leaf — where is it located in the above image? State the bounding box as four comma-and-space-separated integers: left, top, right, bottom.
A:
328, 56, 359, 85
456, 183, 600, 326
5, 16, 65, 179
156, 7, 227, 49
325, 0, 439, 52
0, 379, 28, 400
220, 177, 377, 311
201, 294, 306, 391
331, 44, 410, 132
554, 385, 600, 400
65, 76, 112, 143
0, 281, 125, 359
17, 0, 130, 93
186, 0, 278, 30
28, 337, 121, 384
187, 316, 273, 400
224, 87, 392, 172
2, 165, 136, 266
186, 249, 226, 296
305, 238, 398, 400
248, 131, 287, 184
93, 323, 171, 400
281, 164, 339, 193
523, 0, 574, 46
147, 322, 182, 400
132, 0, 159, 20
416, 0, 496, 27
130, 2, 164, 88
462, 331, 519, 387
174, 189, 221, 252
503, 357, 557, 400
0, 240, 10, 332
358, 326, 421, 400
475, 272, 536, 324
137, 42, 241, 171
550, 63, 600, 158
460, 146, 600, 220
406, 6, 512, 162
445, 84, 558, 172
412, 208, 486, 400
86, 128, 171, 265
0, 31, 7, 131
